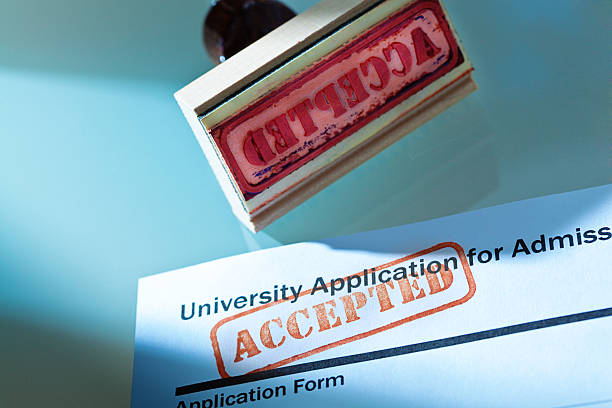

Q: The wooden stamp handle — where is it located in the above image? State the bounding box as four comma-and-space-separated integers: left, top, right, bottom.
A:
204, 0, 296, 64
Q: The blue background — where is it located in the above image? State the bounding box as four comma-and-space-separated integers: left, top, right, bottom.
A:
0, 0, 610, 406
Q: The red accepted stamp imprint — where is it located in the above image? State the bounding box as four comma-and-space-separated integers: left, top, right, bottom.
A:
209, 0, 463, 200
210, 242, 476, 377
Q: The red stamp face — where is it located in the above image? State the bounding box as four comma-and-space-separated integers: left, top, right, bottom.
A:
210, 242, 476, 378
209, 0, 463, 200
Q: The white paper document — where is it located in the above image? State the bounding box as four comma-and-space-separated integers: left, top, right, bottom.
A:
132, 184, 612, 408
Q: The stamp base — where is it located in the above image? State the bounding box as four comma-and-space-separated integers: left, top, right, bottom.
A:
244, 72, 477, 232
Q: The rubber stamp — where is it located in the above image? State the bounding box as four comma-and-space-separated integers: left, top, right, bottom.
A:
175, 0, 477, 231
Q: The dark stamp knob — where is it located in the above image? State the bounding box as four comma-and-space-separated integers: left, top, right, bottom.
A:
204, 0, 296, 64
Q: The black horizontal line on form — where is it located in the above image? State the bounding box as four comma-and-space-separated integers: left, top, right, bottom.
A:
175, 307, 612, 396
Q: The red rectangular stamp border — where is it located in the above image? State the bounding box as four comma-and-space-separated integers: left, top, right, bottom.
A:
210, 0, 463, 200
209, 241, 476, 378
